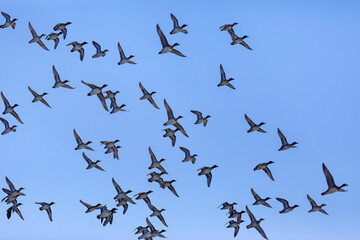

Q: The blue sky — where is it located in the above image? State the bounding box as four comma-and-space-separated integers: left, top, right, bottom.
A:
0, 0, 359, 239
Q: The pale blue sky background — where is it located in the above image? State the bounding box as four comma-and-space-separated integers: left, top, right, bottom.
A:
0, 1, 359, 239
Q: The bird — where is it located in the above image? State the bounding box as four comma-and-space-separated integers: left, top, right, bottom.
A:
159, 179, 179, 197
245, 206, 268, 239
35, 202, 55, 221
219, 202, 237, 211
219, 22, 238, 31
227, 29, 252, 50
104, 90, 120, 108
156, 24, 185, 57
115, 198, 129, 214
277, 128, 298, 151
53, 22, 71, 39
28, 22, 49, 51
190, 110, 211, 127
162, 128, 179, 147
321, 163, 348, 195
139, 82, 159, 109
82, 152, 105, 171
276, 197, 299, 213
218, 64, 235, 89
105, 145, 121, 160
253, 161, 275, 181
0, 117, 17, 135
1, 177, 25, 204
73, 129, 94, 151
1, 91, 23, 124
148, 147, 168, 173
45, 32, 62, 49
112, 178, 136, 204
170, 13, 188, 34
149, 205, 168, 227
52, 65, 74, 89
0, 12, 17, 29
28, 86, 51, 108
244, 114, 266, 133
163, 99, 188, 137
134, 226, 149, 235
117, 42, 136, 65
198, 165, 218, 187
6, 200, 24, 220
307, 194, 328, 215
92, 41, 108, 58
147, 171, 167, 184
226, 217, 244, 238
251, 188, 272, 208
227, 208, 246, 222
79, 200, 102, 213
81, 80, 108, 111
100, 139, 120, 149
146, 217, 167, 238
134, 191, 153, 209
97, 205, 117, 226
179, 146, 197, 164
109, 98, 127, 114
67, 41, 88, 61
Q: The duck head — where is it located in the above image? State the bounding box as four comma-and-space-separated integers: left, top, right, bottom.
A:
86, 141, 92, 145
259, 122, 266, 126
267, 161, 274, 165
211, 165, 219, 169
172, 43, 179, 47
81, 42, 88, 45
101, 84, 108, 89
129, 55, 135, 59
159, 158, 166, 163
228, 78, 235, 81
242, 35, 249, 39
150, 91, 157, 95
205, 115, 211, 119
13, 104, 19, 108
264, 197, 271, 201
181, 24, 188, 28
293, 205, 300, 208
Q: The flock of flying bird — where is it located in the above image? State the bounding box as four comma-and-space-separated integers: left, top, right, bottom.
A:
0, 10, 349, 240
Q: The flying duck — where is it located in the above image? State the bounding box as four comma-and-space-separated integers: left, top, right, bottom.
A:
147, 171, 166, 185
179, 146, 197, 164
28, 86, 51, 108
219, 202, 237, 210
227, 29, 252, 50
218, 64, 235, 89
35, 202, 55, 221
45, 32, 62, 49
146, 217, 167, 238
105, 145, 121, 160
226, 217, 244, 238
159, 179, 179, 197
52, 65, 74, 89
73, 129, 94, 151
6, 200, 24, 220
81, 80, 108, 111
227, 208, 246, 222
28, 22, 49, 51
157, 24, 185, 57
170, 13, 188, 34
82, 152, 105, 171
139, 82, 159, 109
67, 41, 88, 61
92, 41, 108, 58
198, 165, 218, 187
101, 139, 120, 149
276, 197, 299, 213
251, 188, 272, 208
219, 22, 238, 31
0, 12, 17, 29
149, 205, 168, 227
321, 163, 348, 195
79, 200, 102, 213
0, 117, 16, 135
117, 42, 136, 65
191, 110, 211, 127
53, 22, 71, 39
134, 226, 149, 235
97, 205, 117, 226
162, 128, 179, 147
163, 99, 188, 137
134, 191, 153, 209
277, 128, 297, 151
245, 206, 268, 239
110, 98, 127, 114
1, 177, 25, 204
115, 198, 129, 214
307, 194, 328, 215
245, 114, 266, 133
112, 178, 136, 204
148, 147, 167, 174
1, 92, 23, 124
253, 161, 275, 181
104, 90, 120, 108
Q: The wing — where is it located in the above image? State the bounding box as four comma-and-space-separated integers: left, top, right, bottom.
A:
174, 122, 189, 137
146, 217, 155, 231
122, 203, 128, 214
139, 82, 148, 95
244, 114, 255, 127
170, 134, 176, 147
1, 12, 10, 22
170, 49, 186, 57
147, 97, 160, 109
319, 208, 329, 215
245, 206, 256, 223
191, 110, 202, 119
277, 128, 288, 145
0, 117, 9, 128
112, 178, 123, 194
6, 207, 12, 219
117, 42, 126, 59
97, 92, 109, 111
37, 40, 50, 51
60, 28, 67, 39
157, 165, 167, 174
95, 164, 105, 171
276, 197, 289, 208
52, 65, 61, 83
113, 146, 119, 160
46, 208, 53, 221
54, 38, 60, 49
306, 194, 316, 208
81, 80, 97, 89
79, 200, 92, 209
148, 147, 157, 163
170, 13, 179, 28
206, 173, 212, 187
79, 48, 85, 61
82, 152, 92, 164
220, 64, 226, 82
40, 98, 52, 108
62, 83, 74, 89
28, 86, 38, 98
66, 41, 77, 46
168, 185, 179, 197
143, 197, 152, 209
257, 128, 267, 133
226, 83, 236, 90
322, 163, 335, 188
10, 111, 23, 124
179, 147, 190, 157
157, 24, 169, 47
163, 99, 174, 120
255, 225, 268, 240
5, 177, 15, 192
241, 41, 253, 50
92, 41, 101, 52
28, 22, 37, 38
251, 188, 260, 200
1, 91, 10, 108
263, 167, 274, 181
234, 226, 239, 238
157, 214, 168, 227
228, 29, 238, 42
73, 129, 83, 145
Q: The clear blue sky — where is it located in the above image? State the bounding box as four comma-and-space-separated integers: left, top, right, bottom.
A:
0, 1, 359, 239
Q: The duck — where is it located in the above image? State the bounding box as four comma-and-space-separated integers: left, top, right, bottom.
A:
104, 90, 120, 108
1, 92, 23, 124
53, 22, 71, 39
92, 41, 108, 58
110, 98, 127, 114
148, 147, 167, 173
219, 202, 237, 210
117, 42, 136, 65
198, 165, 218, 187
0, 12, 17, 29
67, 41, 88, 61
82, 152, 105, 171
115, 198, 129, 214
276, 197, 299, 213
170, 13, 188, 34
227, 208, 246, 222
157, 24, 185, 57
28, 22, 49, 51
163, 99, 188, 137
219, 22, 238, 31
139, 82, 159, 109
35, 202, 55, 221
0, 117, 17, 135
97, 205, 117, 226
321, 163, 348, 195
251, 188, 272, 208
159, 179, 179, 197
218, 64, 235, 89
307, 194, 328, 215
138, 228, 152, 240
1, 177, 25, 204
147, 171, 166, 184
134, 191, 153, 209
101, 139, 120, 149
81, 80, 108, 111
245, 114, 266, 133
253, 161, 275, 181
149, 205, 168, 227
226, 217, 244, 238
105, 145, 121, 160
179, 146, 197, 164
28, 86, 51, 108
79, 200, 102, 213
134, 226, 149, 235
191, 110, 211, 127
227, 29, 252, 50
45, 32, 62, 49
52, 65, 74, 89
277, 128, 298, 151
6, 200, 24, 220
146, 217, 167, 238
73, 129, 94, 151
112, 178, 136, 204
102, 209, 116, 227
245, 206, 268, 239
162, 128, 179, 147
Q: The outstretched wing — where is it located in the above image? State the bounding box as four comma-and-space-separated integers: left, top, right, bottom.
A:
244, 114, 255, 127
92, 41, 101, 52
322, 163, 335, 188
117, 42, 126, 59
163, 99, 174, 120
277, 128, 288, 145
170, 13, 179, 28
139, 82, 148, 95
157, 24, 169, 47
1, 91, 10, 108
73, 129, 83, 145
112, 178, 123, 194
1, 12, 11, 22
